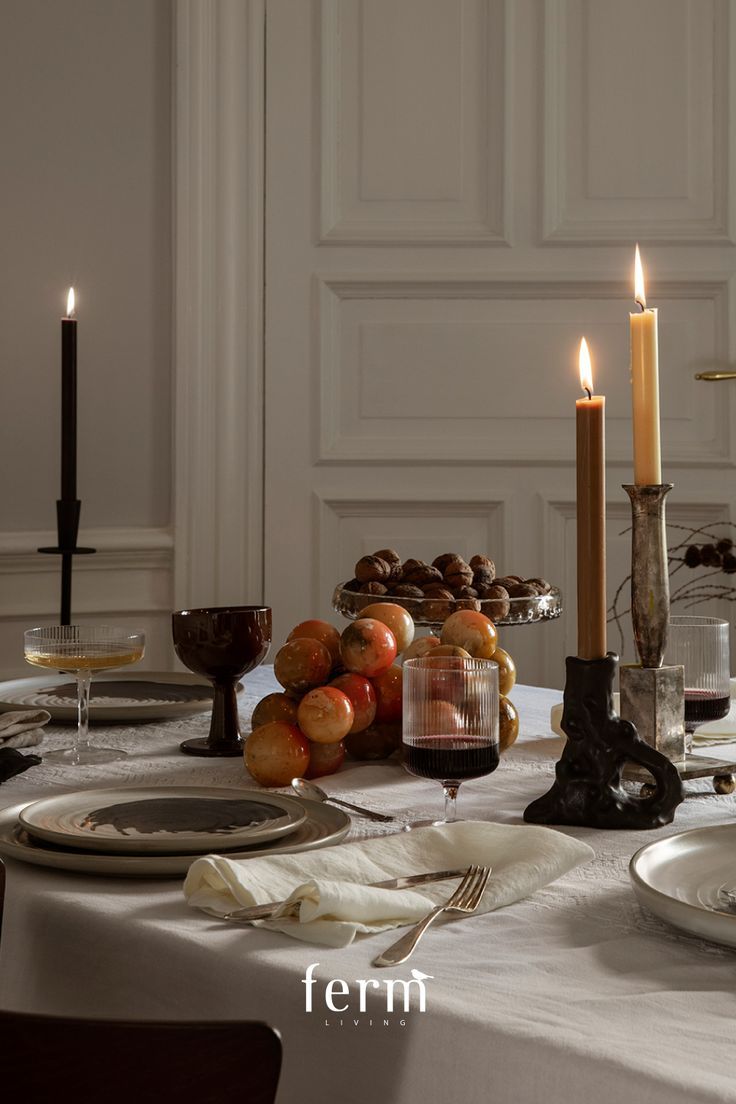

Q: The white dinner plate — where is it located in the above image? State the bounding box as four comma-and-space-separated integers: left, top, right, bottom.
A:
0, 672, 241, 724
18, 787, 307, 855
630, 824, 736, 948
0, 798, 350, 877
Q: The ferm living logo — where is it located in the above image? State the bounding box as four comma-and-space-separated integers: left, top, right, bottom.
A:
302, 962, 433, 1027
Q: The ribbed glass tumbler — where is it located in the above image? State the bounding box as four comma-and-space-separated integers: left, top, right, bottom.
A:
665, 615, 730, 750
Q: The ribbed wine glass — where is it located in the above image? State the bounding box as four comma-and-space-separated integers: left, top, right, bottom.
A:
24, 625, 145, 765
402, 655, 499, 828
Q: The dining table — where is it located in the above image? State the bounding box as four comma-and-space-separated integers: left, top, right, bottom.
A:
1, 665, 736, 1104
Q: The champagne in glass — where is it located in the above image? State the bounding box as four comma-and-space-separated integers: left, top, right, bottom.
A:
24, 626, 145, 765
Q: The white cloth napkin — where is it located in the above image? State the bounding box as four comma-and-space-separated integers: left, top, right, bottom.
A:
184, 820, 594, 947
0, 709, 50, 748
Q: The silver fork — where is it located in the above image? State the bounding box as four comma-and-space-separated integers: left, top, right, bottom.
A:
372, 864, 491, 968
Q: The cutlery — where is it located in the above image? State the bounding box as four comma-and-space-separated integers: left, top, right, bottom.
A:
201, 868, 467, 923
291, 777, 396, 823
372, 864, 491, 967
717, 888, 736, 912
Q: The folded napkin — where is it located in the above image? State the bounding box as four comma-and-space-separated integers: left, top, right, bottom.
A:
0, 709, 50, 749
184, 820, 594, 948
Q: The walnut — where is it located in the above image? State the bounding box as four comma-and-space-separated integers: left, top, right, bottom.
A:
480, 585, 510, 620
506, 582, 538, 599
343, 577, 362, 592
391, 584, 424, 598
525, 577, 551, 595
494, 575, 521, 591
421, 584, 455, 599
469, 555, 495, 571
400, 558, 426, 577
432, 552, 458, 574
455, 598, 481, 612
421, 599, 455, 622
360, 581, 387, 595
444, 561, 473, 589
472, 567, 496, 591
453, 585, 478, 599
374, 549, 403, 586
403, 563, 442, 587
355, 555, 391, 583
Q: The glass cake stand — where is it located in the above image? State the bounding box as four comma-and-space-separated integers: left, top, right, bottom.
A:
333, 583, 562, 630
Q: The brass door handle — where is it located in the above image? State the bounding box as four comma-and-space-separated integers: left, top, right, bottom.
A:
694, 371, 736, 381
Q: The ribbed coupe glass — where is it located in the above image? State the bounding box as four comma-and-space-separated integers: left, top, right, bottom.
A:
402, 655, 499, 827
665, 616, 730, 750
24, 625, 145, 764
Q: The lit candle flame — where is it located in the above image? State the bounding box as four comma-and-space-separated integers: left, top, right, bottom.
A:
579, 337, 593, 397
634, 244, 646, 309
66, 287, 75, 317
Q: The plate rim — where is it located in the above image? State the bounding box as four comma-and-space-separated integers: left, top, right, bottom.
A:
18, 786, 308, 855
629, 823, 736, 943
0, 797, 350, 877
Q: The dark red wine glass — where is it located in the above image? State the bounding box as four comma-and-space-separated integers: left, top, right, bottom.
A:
402, 655, 499, 828
172, 606, 271, 757
666, 615, 730, 751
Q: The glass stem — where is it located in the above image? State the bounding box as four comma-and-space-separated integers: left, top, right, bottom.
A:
443, 784, 460, 823
75, 669, 92, 763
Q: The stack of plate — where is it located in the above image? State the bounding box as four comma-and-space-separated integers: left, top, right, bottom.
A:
0, 786, 350, 877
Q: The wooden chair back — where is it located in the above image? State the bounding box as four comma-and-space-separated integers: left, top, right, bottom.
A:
0, 1011, 282, 1103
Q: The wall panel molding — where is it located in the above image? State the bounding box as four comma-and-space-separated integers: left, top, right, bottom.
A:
319, 0, 512, 245
542, 0, 735, 245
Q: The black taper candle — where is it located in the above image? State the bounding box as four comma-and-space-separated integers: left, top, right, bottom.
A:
61, 288, 77, 500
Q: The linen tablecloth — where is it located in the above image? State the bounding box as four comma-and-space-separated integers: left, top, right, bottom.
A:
1, 667, 736, 1104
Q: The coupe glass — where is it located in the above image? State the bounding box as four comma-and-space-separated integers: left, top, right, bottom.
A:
402, 655, 499, 827
24, 625, 145, 765
665, 615, 730, 751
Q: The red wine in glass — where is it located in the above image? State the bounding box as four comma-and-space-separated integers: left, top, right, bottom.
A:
684, 689, 730, 731
404, 738, 499, 782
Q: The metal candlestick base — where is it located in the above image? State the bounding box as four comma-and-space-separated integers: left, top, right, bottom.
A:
619, 664, 685, 765
623, 483, 673, 669
627, 755, 736, 797
524, 653, 683, 829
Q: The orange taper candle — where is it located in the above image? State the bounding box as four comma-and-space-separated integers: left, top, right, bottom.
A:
576, 337, 607, 659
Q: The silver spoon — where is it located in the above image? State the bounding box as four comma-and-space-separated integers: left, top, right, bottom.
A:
291, 777, 396, 823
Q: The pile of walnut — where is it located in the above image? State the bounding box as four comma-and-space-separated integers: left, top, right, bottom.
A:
245, 604, 519, 788
343, 549, 551, 621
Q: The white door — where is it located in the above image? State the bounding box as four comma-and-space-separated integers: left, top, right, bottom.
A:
264, 0, 736, 688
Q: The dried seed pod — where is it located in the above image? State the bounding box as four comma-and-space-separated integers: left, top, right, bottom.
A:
684, 545, 702, 569
701, 544, 722, 568
716, 538, 734, 555
723, 552, 736, 574
355, 555, 391, 583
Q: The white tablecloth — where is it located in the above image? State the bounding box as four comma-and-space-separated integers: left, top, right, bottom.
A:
1, 669, 736, 1104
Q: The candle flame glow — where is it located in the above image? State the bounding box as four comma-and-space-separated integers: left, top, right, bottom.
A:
634, 244, 646, 309
579, 337, 593, 397
66, 287, 76, 317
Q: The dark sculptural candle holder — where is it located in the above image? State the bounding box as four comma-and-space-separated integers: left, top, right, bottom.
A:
524, 653, 683, 830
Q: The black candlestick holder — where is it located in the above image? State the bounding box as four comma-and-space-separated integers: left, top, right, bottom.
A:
524, 652, 683, 830
38, 499, 95, 625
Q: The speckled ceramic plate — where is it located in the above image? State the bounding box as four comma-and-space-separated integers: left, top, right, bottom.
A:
0, 797, 350, 878
18, 787, 306, 855
630, 825, 736, 948
0, 672, 241, 724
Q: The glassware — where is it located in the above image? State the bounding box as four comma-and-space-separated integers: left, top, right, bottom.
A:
402, 655, 499, 827
172, 606, 271, 757
665, 615, 730, 751
24, 625, 145, 765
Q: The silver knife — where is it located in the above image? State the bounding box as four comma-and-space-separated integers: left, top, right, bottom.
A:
213, 868, 466, 923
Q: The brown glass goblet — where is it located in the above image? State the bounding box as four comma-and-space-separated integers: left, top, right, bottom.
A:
172, 606, 271, 757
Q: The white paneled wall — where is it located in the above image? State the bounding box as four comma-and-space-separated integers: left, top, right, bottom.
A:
264, 0, 736, 688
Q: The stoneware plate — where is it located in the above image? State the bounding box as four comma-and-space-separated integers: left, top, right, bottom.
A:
630, 824, 736, 948
0, 672, 241, 724
0, 798, 350, 877
18, 787, 307, 855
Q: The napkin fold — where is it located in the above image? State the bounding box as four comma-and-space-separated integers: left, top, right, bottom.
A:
0, 709, 50, 749
184, 820, 594, 947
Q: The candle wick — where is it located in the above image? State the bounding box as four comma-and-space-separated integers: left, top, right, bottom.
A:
636, 299, 646, 313
585, 387, 592, 401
